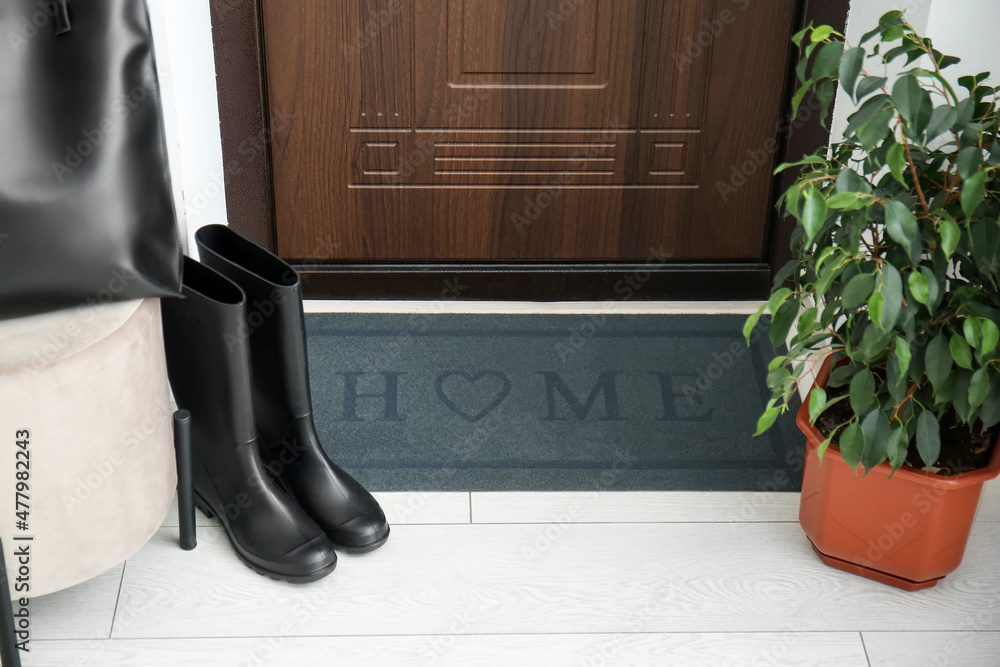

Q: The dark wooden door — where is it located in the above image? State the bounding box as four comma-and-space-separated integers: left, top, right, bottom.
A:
261, 0, 796, 263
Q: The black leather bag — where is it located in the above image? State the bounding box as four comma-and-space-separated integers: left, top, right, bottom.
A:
0, 0, 182, 320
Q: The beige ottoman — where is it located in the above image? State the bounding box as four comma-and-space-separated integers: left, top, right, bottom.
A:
0, 298, 176, 597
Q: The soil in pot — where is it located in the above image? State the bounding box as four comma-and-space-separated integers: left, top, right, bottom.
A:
815, 380, 998, 476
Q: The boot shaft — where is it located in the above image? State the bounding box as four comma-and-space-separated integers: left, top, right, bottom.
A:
195, 225, 314, 436
161, 256, 257, 450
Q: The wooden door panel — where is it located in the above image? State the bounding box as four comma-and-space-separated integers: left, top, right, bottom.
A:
638, 0, 717, 129
262, 0, 797, 262
456, 0, 601, 75
412, 0, 640, 130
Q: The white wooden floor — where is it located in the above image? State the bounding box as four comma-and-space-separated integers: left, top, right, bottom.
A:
20, 484, 1000, 666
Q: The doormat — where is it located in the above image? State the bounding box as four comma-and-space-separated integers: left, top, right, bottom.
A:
305, 313, 804, 492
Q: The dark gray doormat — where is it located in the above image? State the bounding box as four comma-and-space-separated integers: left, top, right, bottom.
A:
305, 313, 804, 492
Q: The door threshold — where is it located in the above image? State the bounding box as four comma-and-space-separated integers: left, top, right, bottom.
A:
303, 300, 766, 315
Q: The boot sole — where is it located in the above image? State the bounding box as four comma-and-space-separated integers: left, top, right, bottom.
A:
194, 492, 337, 584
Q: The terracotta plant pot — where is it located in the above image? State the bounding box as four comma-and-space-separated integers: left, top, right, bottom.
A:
797, 355, 1000, 591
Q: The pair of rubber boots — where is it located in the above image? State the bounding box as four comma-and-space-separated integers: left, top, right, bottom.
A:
161, 225, 388, 583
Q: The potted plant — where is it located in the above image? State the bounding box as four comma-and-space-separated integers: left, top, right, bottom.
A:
748, 11, 1000, 590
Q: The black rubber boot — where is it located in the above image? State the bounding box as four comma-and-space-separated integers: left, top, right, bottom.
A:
161, 257, 338, 581
195, 225, 390, 553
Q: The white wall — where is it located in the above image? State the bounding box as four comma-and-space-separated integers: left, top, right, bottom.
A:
924, 0, 1000, 83
147, 0, 227, 255
831, 0, 1000, 142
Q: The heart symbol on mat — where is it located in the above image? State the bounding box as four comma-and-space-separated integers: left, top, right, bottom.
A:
435, 371, 512, 422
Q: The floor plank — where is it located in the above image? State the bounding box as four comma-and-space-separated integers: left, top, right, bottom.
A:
864, 631, 1000, 667
29, 564, 123, 640
112, 521, 1000, 639
30, 632, 868, 666
161, 491, 470, 528
372, 492, 471, 525
471, 491, 800, 524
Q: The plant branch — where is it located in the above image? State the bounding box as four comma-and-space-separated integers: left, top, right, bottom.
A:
890, 382, 920, 423
898, 121, 931, 213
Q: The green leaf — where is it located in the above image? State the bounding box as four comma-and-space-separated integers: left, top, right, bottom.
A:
954, 369, 974, 423
868, 291, 884, 328
767, 366, 792, 391
815, 258, 845, 297
921, 265, 940, 311
894, 336, 911, 378
743, 303, 767, 345
860, 25, 884, 45
846, 94, 891, 136
817, 433, 834, 460
982, 319, 1000, 354
813, 41, 846, 80
784, 184, 804, 218
958, 146, 983, 181
792, 80, 813, 118
964, 317, 983, 350
892, 75, 933, 135
855, 76, 887, 100
937, 54, 961, 69
925, 105, 957, 141
802, 186, 828, 245
796, 306, 818, 336
809, 387, 828, 424
826, 191, 866, 210
950, 334, 974, 369
769, 301, 799, 350
885, 200, 918, 257
925, 332, 954, 389
859, 324, 891, 363
916, 410, 941, 469
887, 142, 907, 185
842, 273, 876, 309
882, 25, 904, 42
767, 287, 793, 316
839, 421, 865, 470
811, 25, 836, 42
791, 26, 810, 47
967, 217, 1000, 276
840, 47, 866, 98
829, 363, 855, 387
858, 109, 896, 150
878, 265, 903, 330
940, 216, 961, 257
837, 168, 872, 194
755, 406, 780, 436
970, 368, 990, 410
933, 368, 960, 406
887, 350, 907, 403
982, 375, 1000, 428
954, 98, 975, 132
772, 258, 797, 288
962, 170, 989, 221
887, 426, 910, 471
861, 408, 891, 474
850, 369, 876, 415
773, 155, 828, 174
908, 270, 929, 304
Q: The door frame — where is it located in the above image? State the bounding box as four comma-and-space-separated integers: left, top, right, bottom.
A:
208, 0, 849, 301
